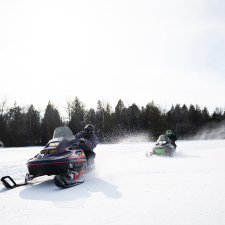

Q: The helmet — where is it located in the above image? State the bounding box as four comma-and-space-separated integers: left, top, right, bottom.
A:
84, 124, 95, 138
166, 130, 172, 136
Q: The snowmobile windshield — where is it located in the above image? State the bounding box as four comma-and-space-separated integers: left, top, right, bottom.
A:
157, 135, 170, 143
53, 126, 74, 140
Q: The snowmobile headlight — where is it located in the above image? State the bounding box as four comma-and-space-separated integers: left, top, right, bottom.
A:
48, 149, 58, 154
40, 149, 58, 154
159, 141, 166, 144
41, 150, 47, 154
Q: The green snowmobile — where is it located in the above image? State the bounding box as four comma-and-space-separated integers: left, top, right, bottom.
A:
146, 135, 176, 157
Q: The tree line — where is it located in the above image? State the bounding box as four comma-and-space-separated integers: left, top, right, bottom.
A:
0, 97, 225, 147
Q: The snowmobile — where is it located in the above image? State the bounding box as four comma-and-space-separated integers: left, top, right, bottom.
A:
1, 126, 95, 189
146, 134, 176, 157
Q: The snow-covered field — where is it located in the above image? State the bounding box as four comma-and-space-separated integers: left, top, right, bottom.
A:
1, 140, 225, 225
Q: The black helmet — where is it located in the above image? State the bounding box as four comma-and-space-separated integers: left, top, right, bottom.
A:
84, 124, 95, 138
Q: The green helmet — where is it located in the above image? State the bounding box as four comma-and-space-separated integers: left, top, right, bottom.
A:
166, 130, 172, 136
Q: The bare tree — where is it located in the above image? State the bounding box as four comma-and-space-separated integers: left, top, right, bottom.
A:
65, 97, 72, 121
0, 96, 8, 115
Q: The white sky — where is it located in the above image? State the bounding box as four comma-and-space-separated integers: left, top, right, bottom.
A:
0, 0, 225, 115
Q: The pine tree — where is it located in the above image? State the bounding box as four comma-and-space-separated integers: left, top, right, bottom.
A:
85, 108, 96, 125
68, 97, 85, 135
7, 102, 27, 146
212, 107, 223, 122
41, 101, 62, 145
115, 99, 125, 128
202, 107, 210, 124
144, 101, 168, 139
0, 114, 8, 146
26, 105, 41, 145
128, 104, 141, 131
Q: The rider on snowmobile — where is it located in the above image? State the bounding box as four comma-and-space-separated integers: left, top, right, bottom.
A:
54, 125, 99, 187
166, 130, 177, 149
52, 125, 98, 187
75, 124, 99, 165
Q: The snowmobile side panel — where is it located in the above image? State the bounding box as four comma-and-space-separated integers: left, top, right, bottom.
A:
155, 148, 165, 154
27, 159, 86, 176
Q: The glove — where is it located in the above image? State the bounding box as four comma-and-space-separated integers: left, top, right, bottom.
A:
79, 138, 85, 143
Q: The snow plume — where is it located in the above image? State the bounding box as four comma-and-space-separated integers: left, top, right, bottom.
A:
101, 129, 151, 144
192, 121, 225, 140
117, 131, 150, 144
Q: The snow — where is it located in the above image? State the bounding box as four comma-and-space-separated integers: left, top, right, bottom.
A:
1, 140, 225, 225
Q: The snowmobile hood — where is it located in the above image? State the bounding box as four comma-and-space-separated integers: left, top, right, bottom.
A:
27, 149, 86, 164
156, 135, 171, 144
27, 136, 84, 165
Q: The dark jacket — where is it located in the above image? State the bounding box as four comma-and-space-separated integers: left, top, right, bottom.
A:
168, 134, 177, 143
75, 131, 99, 152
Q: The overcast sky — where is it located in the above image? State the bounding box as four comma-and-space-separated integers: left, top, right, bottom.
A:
0, 0, 224, 115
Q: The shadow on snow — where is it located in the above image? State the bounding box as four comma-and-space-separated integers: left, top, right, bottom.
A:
17, 174, 122, 202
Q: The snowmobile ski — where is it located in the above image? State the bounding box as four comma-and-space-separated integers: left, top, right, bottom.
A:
1, 176, 28, 189
145, 151, 153, 157
1, 173, 35, 189
54, 173, 84, 188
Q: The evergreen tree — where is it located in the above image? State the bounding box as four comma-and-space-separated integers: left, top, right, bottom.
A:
223, 109, 225, 120
2, 96, 225, 145
115, 99, 125, 128
179, 104, 189, 138
104, 102, 113, 130
68, 97, 85, 134
0, 114, 8, 146
95, 100, 114, 141
202, 107, 210, 124
7, 102, 27, 146
181, 104, 189, 121
144, 101, 168, 139
123, 106, 131, 131
26, 105, 41, 145
166, 105, 174, 129
41, 101, 62, 145
85, 108, 96, 125
212, 107, 223, 122
195, 104, 203, 126
171, 104, 182, 135
128, 104, 141, 131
